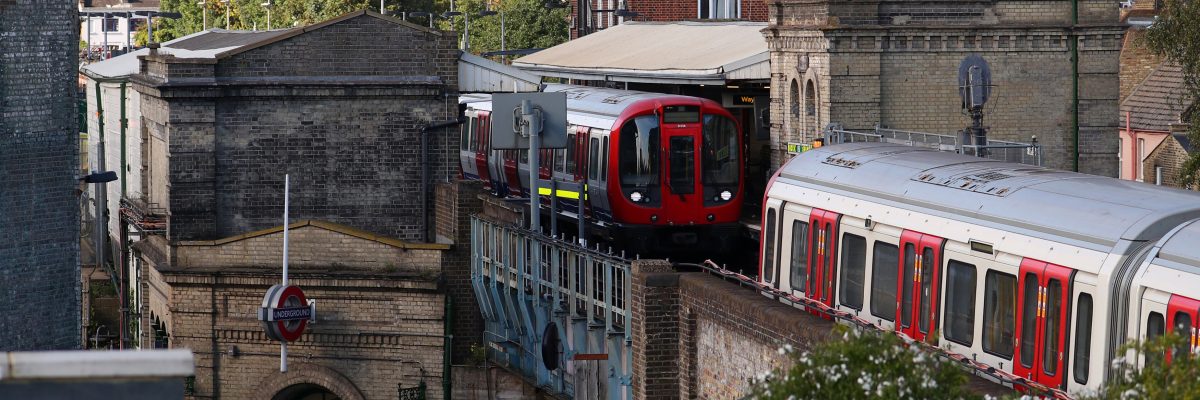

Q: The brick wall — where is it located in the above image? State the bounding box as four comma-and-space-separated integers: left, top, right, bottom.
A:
435, 180, 486, 363
1143, 135, 1197, 189
766, 0, 1123, 176
631, 261, 834, 399
572, 0, 767, 38
1119, 29, 1163, 103
134, 12, 460, 242
0, 0, 81, 350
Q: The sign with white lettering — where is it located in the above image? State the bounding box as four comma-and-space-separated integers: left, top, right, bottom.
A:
258, 284, 316, 342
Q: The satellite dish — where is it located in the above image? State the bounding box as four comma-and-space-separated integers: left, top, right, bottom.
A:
958, 54, 992, 111
541, 322, 561, 371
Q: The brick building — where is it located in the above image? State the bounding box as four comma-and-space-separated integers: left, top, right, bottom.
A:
127, 10, 480, 399
1119, 62, 1195, 187
0, 0, 81, 350
765, 0, 1125, 176
568, 0, 768, 39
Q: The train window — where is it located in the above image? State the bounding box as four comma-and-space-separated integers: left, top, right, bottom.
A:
944, 260, 977, 346
1174, 311, 1192, 360
1020, 273, 1039, 368
1042, 279, 1062, 376
701, 115, 740, 206
618, 115, 661, 192
789, 220, 809, 293
668, 137, 695, 194
566, 134, 577, 174
900, 244, 916, 328
870, 242, 899, 321
918, 247, 935, 333
460, 119, 470, 151
1148, 311, 1165, 366
602, 137, 609, 181
838, 233, 866, 310
520, 149, 528, 163
983, 270, 1017, 359
470, 118, 480, 151
554, 148, 565, 173
1074, 293, 1093, 384
762, 208, 777, 284
590, 138, 600, 181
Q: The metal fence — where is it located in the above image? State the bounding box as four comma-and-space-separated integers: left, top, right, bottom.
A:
471, 216, 632, 400
822, 124, 1043, 166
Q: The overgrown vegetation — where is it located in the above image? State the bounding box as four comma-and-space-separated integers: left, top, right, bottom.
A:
1143, 0, 1200, 187
1082, 333, 1200, 400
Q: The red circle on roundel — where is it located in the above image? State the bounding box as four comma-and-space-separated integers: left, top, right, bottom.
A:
275, 285, 309, 342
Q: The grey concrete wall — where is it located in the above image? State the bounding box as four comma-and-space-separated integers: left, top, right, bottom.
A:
0, 0, 81, 350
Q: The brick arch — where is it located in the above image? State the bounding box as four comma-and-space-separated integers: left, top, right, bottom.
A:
253, 362, 365, 400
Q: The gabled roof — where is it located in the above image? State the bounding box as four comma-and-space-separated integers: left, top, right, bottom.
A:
1121, 62, 1193, 132
512, 21, 769, 85
79, 28, 291, 79
212, 10, 439, 60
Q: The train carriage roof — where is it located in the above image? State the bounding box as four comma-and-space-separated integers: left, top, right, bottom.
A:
459, 84, 715, 130
777, 143, 1200, 248
1154, 219, 1200, 269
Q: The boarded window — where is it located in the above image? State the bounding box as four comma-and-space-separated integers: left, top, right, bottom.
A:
839, 233, 866, 310
1074, 294, 1093, 384
944, 260, 977, 346
870, 242, 899, 321
790, 220, 809, 293
983, 270, 1017, 359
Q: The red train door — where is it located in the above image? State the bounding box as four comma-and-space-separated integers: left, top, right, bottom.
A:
661, 125, 702, 225
896, 230, 944, 342
1013, 259, 1075, 390
503, 150, 522, 197
1166, 294, 1200, 363
475, 112, 492, 190
805, 209, 841, 313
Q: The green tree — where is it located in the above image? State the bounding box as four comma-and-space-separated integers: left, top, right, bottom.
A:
745, 327, 980, 400
436, 0, 568, 58
1084, 333, 1200, 400
154, 0, 441, 42
1143, 0, 1200, 187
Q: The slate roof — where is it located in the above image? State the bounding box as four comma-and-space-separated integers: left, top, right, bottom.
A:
1120, 63, 1193, 132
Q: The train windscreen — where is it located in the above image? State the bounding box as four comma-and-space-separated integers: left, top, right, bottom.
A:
619, 115, 661, 205
702, 115, 739, 205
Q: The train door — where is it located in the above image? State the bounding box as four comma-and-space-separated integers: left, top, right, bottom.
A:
585, 131, 606, 220
475, 112, 493, 190
760, 198, 784, 290
779, 206, 810, 302
661, 121, 702, 225
1013, 259, 1075, 390
503, 150, 522, 197
460, 114, 479, 180
805, 209, 841, 314
896, 230, 945, 342
1137, 288, 1170, 368
1166, 294, 1200, 362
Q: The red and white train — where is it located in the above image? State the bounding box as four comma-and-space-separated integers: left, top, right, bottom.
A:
460, 84, 744, 252
759, 142, 1200, 395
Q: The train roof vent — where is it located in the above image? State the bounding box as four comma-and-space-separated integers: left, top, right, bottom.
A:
822, 148, 923, 169
915, 166, 1058, 197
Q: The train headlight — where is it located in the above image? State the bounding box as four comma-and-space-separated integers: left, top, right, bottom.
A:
720, 190, 733, 201
629, 191, 644, 203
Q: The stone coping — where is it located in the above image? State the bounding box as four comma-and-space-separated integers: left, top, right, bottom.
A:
176, 219, 450, 251
0, 349, 193, 380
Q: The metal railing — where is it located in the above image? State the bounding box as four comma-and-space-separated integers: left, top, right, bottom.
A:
471, 216, 632, 400
822, 124, 1043, 166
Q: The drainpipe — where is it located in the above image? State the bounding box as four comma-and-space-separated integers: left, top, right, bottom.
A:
419, 117, 465, 242
1071, 0, 1080, 171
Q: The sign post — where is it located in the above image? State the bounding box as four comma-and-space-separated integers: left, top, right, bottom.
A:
257, 174, 316, 372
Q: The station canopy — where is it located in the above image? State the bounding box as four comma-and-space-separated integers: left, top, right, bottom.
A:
512, 21, 769, 85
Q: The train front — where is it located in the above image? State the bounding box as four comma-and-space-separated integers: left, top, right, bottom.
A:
606, 98, 744, 255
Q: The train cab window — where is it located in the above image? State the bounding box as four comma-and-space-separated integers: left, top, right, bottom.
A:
870, 242, 899, 321
1020, 273, 1039, 368
762, 209, 777, 283
601, 137, 610, 181
668, 137, 695, 194
590, 138, 600, 181
900, 244, 916, 328
701, 115, 740, 205
1174, 311, 1192, 360
619, 115, 661, 201
1148, 311, 1165, 366
983, 270, 1017, 359
1042, 279, 1063, 376
790, 220, 809, 292
1074, 293, 1093, 384
566, 133, 577, 174
944, 260, 977, 346
839, 233, 866, 310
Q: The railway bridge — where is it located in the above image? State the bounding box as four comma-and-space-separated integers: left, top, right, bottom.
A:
466, 196, 1012, 399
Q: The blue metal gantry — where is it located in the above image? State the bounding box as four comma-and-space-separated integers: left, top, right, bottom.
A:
470, 216, 632, 400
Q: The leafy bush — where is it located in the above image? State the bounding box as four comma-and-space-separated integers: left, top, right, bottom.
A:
745, 326, 980, 400
1083, 333, 1200, 400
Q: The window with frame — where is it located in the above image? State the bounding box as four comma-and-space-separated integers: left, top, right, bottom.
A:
762, 208, 777, 283
1147, 311, 1165, 366
1074, 293, 1093, 384
1174, 311, 1192, 360
1042, 279, 1063, 376
460, 119, 471, 151
103, 17, 120, 32
601, 136, 610, 181
944, 260, 977, 346
590, 138, 600, 180
566, 133, 577, 174
838, 233, 866, 310
789, 220, 809, 292
698, 0, 738, 19
982, 270, 1017, 359
870, 242, 899, 321
1019, 273, 1038, 367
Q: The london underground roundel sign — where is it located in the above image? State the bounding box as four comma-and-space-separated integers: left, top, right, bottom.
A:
258, 284, 316, 342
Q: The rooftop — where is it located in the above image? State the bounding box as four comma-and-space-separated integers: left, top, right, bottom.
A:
1121, 62, 1194, 132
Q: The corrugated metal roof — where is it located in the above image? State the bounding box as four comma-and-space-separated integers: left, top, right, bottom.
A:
1121, 63, 1194, 132
512, 21, 768, 84
777, 143, 1200, 249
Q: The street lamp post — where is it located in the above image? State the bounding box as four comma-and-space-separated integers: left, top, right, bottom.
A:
223, 0, 231, 29
198, 0, 208, 30
262, 1, 273, 30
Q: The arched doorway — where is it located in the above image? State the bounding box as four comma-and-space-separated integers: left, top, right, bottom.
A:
272, 383, 341, 400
